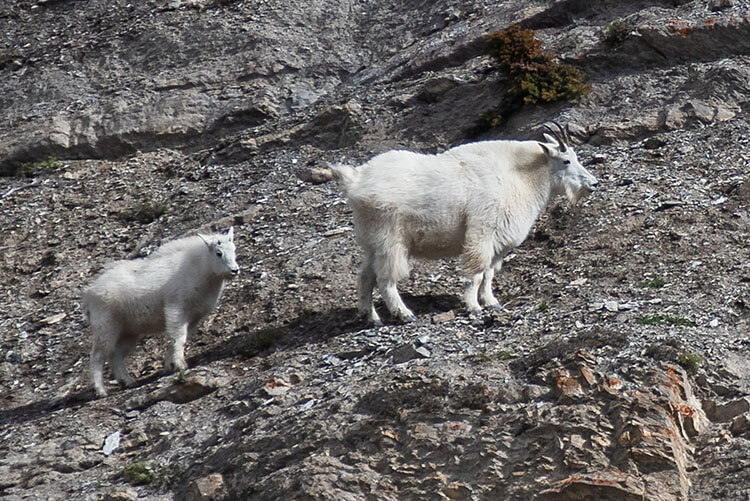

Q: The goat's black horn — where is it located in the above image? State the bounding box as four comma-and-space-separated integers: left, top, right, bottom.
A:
545, 122, 567, 151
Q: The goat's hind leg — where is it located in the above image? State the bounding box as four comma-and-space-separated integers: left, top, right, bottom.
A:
89, 320, 118, 397
374, 244, 415, 323
358, 253, 382, 325
110, 333, 138, 388
89, 337, 110, 398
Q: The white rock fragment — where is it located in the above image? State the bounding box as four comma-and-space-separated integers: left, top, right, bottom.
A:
604, 301, 619, 312
102, 431, 121, 456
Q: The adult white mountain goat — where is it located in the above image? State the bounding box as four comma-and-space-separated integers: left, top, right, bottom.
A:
82, 227, 240, 397
300, 123, 598, 324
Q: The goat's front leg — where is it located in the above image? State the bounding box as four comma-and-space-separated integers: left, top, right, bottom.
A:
464, 272, 484, 312
164, 307, 189, 372
479, 266, 501, 310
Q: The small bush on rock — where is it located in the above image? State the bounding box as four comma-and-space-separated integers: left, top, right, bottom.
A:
602, 19, 633, 45
18, 156, 60, 177
469, 25, 590, 136
123, 462, 156, 486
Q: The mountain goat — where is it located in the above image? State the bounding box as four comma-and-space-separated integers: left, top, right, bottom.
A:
301, 124, 598, 324
82, 227, 240, 397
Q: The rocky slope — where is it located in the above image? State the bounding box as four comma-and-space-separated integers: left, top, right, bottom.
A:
1, 0, 749, 499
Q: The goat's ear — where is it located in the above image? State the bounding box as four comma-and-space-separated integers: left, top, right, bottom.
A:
225, 226, 234, 242
197, 233, 211, 248
539, 141, 553, 157
542, 133, 559, 148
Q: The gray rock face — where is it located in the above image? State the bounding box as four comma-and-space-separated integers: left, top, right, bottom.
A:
1, 0, 749, 500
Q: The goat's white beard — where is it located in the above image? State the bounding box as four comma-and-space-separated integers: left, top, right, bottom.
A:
567, 187, 592, 206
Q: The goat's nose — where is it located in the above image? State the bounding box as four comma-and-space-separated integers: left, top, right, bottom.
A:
588, 179, 599, 190
231, 268, 240, 275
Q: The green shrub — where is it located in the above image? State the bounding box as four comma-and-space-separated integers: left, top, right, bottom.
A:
638, 278, 665, 289
172, 370, 187, 385
469, 25, 590, 136
18, 156, 61, 177
678, 351, 703, 374
123, 462, 156, 486
602, 19, 632, 46
636, 314, 694, 327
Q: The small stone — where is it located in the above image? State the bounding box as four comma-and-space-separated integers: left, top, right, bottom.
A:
729, 414, 750, 436
442, 483, 472, 500
187, 473, 226, 501
417, 77, 458, 103
570, 434, 586, 449
643, 136, 666, 149
433, 311, 455, 323
102, 488, 138, 501
263, 377, 292, 396
579, 366, 596, 387
655, 200, 683, 211
706, 397, 750, 422
389, 343, 430, 364
41, 312, 67, 325
709, 0, 733, 11
604, 300, 619, 312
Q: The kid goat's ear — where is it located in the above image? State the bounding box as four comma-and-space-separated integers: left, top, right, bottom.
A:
225, 226, 234, 242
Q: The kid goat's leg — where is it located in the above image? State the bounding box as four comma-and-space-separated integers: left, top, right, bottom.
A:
89, 312, 118, 398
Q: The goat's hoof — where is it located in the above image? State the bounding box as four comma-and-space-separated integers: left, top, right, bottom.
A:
487, 303, 503, 312
372, 319, 384, 327
401, 314, 417, 324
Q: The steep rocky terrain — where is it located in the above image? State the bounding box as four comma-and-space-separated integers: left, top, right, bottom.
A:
1, 0, 749, 499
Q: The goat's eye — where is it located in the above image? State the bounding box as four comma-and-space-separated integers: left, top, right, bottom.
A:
563, 160, 571, 165
216, 250, 223, 257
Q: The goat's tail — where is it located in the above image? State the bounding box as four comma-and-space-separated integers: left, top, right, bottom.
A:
295, 163, 360, 193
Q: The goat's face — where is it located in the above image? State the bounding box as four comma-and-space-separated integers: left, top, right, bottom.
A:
202, 227, 240, 279
541, 137, 598, 205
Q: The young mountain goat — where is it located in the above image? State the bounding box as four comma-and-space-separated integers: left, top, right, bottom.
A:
302, 124, 598, 324
82, 227, 240, 397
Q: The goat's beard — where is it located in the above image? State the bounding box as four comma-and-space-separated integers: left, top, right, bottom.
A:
567, 187, 591, 206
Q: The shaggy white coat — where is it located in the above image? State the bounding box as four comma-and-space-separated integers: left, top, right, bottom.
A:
82, 228, 239, 397
330, 138, 597, 324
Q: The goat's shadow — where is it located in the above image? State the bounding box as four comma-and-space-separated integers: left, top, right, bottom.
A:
0, 293, 461, 426
191, 292, 461, 367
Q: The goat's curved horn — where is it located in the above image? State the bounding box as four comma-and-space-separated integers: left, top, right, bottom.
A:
544, 122, 567, 152
551, 121, 570, 144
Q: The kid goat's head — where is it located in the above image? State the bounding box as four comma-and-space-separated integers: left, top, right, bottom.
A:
199, 227, 240, 278
540, 122, 598, 205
